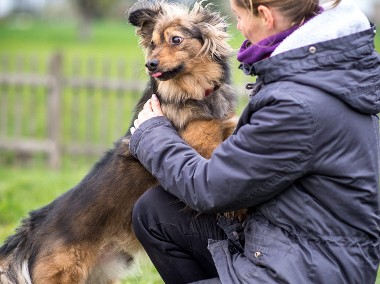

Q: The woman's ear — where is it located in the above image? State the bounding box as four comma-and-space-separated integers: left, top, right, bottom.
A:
257, 5, 275, 30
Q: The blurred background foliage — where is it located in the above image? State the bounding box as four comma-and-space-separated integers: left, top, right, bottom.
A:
0, 0, 379, 283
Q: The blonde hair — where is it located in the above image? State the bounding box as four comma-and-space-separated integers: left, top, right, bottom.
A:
234, 0, 341, 26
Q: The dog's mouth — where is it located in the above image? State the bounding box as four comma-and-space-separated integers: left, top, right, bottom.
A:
149, 64, 184, 81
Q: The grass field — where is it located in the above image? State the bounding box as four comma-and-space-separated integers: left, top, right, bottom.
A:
1, 17, 380, 283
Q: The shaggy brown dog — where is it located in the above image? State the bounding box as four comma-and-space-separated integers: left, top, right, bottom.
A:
0, 1, 237, 283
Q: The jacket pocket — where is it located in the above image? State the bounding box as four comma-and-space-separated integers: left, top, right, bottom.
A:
243, 218, 306, 283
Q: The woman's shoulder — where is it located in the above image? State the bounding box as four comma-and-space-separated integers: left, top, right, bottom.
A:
249, 81, 327, 112
245, 80, 350, 135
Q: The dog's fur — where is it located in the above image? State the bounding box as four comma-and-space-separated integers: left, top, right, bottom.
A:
0, 1, 238, 283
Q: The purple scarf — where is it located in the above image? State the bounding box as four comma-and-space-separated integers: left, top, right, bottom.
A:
238, 6, 324, 73
237, 25, 299, 65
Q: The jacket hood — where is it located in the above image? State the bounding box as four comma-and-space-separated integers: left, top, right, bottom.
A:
251, 0, 380, 115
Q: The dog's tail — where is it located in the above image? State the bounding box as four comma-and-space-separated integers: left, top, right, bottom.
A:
0, 203, 54, 284
0, 217, 33, 284
0, 218, 31, 257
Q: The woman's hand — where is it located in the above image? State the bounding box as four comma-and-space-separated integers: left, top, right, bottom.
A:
130, 94, 164, 135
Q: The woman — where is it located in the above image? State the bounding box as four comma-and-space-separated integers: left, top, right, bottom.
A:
130, 0, 380, 283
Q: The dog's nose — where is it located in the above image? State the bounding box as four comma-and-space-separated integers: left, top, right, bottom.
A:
145, 59, 159, 72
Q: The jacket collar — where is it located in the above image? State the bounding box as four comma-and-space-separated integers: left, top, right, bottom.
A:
272, 0, 370, 57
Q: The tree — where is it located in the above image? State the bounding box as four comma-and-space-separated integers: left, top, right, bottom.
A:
73, 0, 119, 40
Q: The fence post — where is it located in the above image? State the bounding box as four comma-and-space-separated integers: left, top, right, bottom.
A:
47, 52, 62, 169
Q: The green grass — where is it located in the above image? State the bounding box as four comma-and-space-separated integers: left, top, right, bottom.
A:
0, 20, 139, 58
0, 19, 247, 86
0, 19, 245, 64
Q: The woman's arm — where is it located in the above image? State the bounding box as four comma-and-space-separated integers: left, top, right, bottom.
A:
130, 94, 314, 213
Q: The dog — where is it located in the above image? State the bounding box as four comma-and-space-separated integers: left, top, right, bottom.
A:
0, 1, 238, 283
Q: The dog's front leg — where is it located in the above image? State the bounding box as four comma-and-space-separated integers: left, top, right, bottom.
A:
179, 119, 225, 159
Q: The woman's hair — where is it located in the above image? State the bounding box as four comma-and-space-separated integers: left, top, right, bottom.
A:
234, 0, 341, 26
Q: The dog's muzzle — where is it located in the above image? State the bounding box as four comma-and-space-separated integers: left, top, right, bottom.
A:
146, 59, 159, 72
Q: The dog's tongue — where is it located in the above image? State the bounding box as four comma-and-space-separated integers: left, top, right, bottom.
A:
151, 72, 162, 78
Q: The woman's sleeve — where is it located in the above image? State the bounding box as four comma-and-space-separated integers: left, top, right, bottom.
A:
129, 96, 315, 213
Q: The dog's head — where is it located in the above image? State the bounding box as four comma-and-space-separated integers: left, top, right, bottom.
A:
127, 0, 232, 81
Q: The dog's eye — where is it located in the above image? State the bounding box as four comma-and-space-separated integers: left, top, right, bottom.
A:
171, 36, 183, 45
150, 41, 156, 50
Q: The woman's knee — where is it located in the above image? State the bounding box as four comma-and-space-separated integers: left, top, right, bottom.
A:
132, 186, 180, 236
134, 185, 174, 213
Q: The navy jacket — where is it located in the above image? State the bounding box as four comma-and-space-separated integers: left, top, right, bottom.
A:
130, 1, 380, 283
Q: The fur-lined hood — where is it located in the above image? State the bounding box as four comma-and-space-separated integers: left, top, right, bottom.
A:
251, 0, 380, 115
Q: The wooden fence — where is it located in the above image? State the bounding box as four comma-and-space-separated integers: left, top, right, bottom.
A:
0, 53, 248, 169
0, 53, 146, 168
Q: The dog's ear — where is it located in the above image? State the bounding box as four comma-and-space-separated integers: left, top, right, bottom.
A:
190, 2, 232, 60
127, 1, 162, 48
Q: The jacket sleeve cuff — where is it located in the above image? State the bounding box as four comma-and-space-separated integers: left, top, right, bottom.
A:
129, 116, 173, 158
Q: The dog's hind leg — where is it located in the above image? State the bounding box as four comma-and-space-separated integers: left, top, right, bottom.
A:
32, 243, 97, 284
